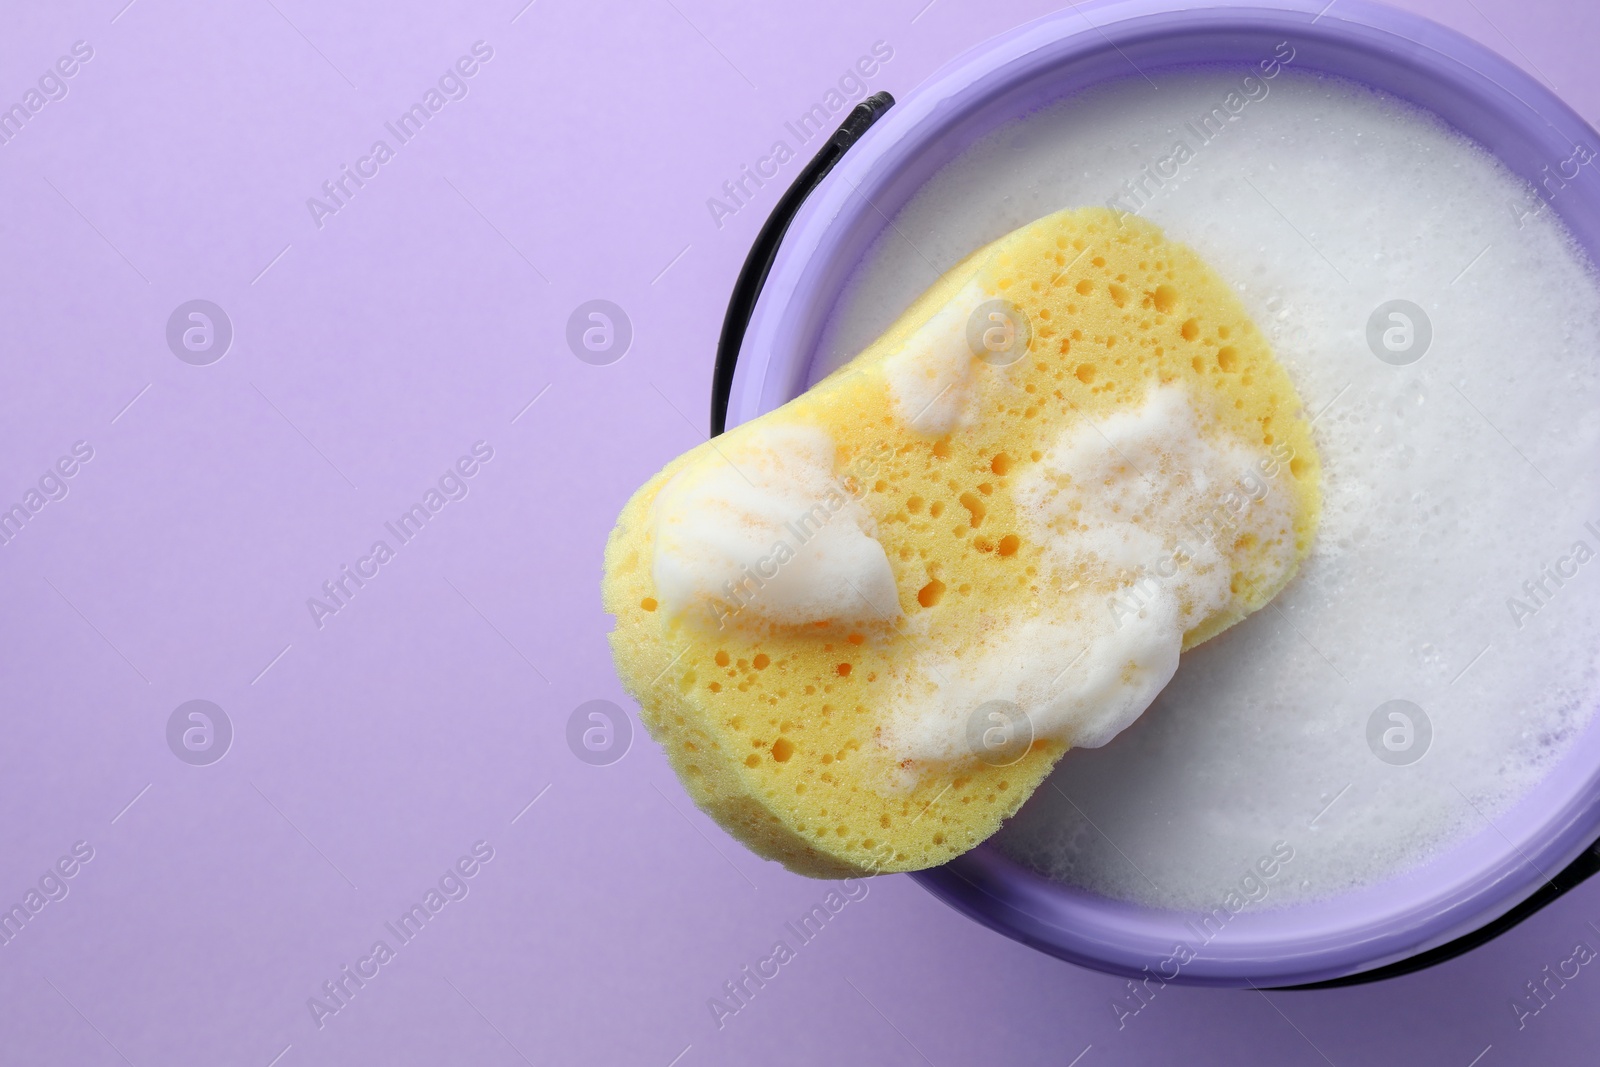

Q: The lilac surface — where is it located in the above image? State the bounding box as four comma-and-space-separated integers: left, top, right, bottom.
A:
0, 1, 1596, 1065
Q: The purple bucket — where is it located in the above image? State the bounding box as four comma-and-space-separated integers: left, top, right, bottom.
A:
716, 0, 1600, 986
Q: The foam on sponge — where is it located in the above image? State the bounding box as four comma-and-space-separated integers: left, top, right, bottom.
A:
602, 207, 1320, 877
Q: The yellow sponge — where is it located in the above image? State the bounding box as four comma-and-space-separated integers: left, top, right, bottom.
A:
602, 207, 1320, 878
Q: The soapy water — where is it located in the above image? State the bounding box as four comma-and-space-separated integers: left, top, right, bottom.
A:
814, 70, 1600, 909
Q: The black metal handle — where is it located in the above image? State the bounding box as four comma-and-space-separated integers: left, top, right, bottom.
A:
709, 90, 895, 437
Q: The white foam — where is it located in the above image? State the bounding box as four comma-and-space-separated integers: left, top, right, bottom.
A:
884, 385, 1296, 765
817, 70, 1600, 909
1016, 384, 1297, 638
650, 423, 899, 631
881, 276, 991, 433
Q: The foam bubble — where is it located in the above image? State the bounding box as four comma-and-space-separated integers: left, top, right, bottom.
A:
884, 385, 1296, 766
651, 423, 898, 631
817, 70, 1600, 908
882, 277, 989, 433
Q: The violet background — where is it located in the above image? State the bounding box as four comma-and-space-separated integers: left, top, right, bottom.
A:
0, 1, 1595, 1065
